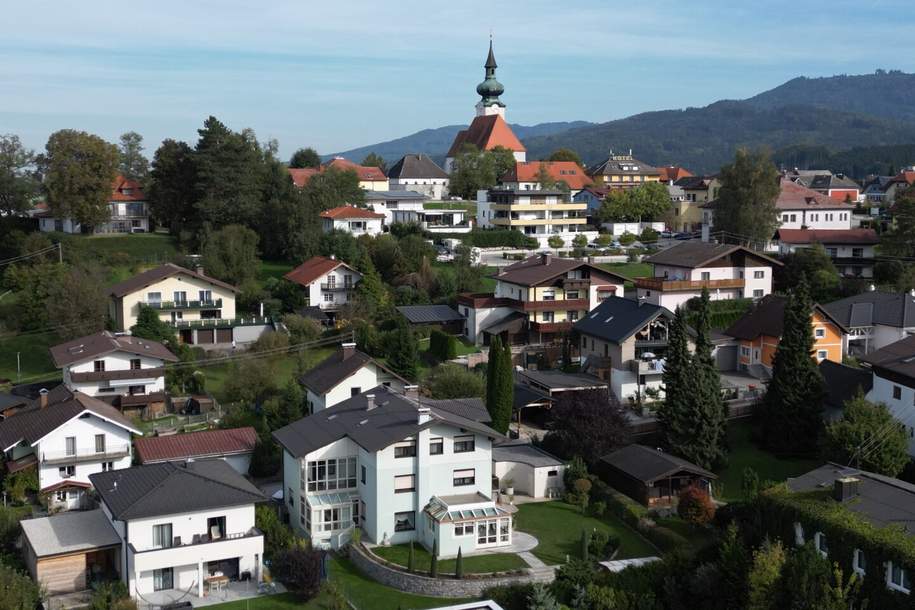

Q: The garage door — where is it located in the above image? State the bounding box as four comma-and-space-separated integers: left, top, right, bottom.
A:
715, 345, 738, 371
37, 554, 87, 594
197, 329, 215, 344
216, 328, 233, 344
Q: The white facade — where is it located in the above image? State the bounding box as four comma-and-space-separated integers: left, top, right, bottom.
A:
306, 362, 403, 413
476, 190, 596, 249
63, 351, 167, 398
388, 178, 450, 200
110, 272, 237, 332
322, 216, 383, 237
601, 221, 666, 237
777, 209, 853, 231
867, 374, 915, 457
637, 264, 772, 311
304, 266, 363, 311
369, 200, 425, 226
391, 209, 472, 234
493, 458, 564, 499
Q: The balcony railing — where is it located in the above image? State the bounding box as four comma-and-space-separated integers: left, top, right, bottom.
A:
173, 316, 271, 329
629, 359, 665, 375
516, 298, 590, 312
42, 444, 131, 465
132, 527, 262, 555
320, 284, 354, 292
634, 277, 745, 292
529, 321, 573, 333
70, 367, 165, 383
145, 298, 222, 310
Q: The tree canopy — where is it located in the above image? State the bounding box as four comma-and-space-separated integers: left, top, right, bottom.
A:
449, 144, 516, 199
201, 224, 261, 286
597, 182, 670, 223
361, 152, 387, 172
547, 148, 583, 166
118, 131, 149, 180
289, 147, 321, 169
713, 148, 781, 244
0, 134, 39, 217
541, 388, 630, 468
41, 129, 119, 226
824, 392, 909, 477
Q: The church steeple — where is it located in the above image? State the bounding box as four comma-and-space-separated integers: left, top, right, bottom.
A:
475, 39, 506, 118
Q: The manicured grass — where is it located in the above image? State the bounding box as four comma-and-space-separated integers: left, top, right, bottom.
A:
204, 347, 335, 403
259, 260, 296, 283
330, 555, 473, 610
715, 420, 821, 502
372, 543, 526, 574
0, 329, 60, 385
62, 232, 178, 263
516, 501, 656, 565
598, 262, 651, 280
205, 592, 331, 609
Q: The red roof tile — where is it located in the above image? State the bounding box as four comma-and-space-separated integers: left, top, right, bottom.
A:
447, 114, 526, 157
776, 179, 854, 210
658, 166, 693, 182
323, 157, 387, 182
284, 256, 352, 287
775, 228, 879, 245
320, 205, 385, 220
110, 175, 145, 202
891, 170, 915, 186
134, 427, 258, 463
288, 167, 319, 188
500, 161, 592, 190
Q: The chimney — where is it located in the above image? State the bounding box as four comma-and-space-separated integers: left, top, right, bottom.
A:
833, 477, 860, 502
195, 264, 205, 276
341, 342, 356, 360
404, 385, 419, 400
366, 394, 376, 411
541, 252, 552, 266
417, 406, 431, 425
38, 388, 48, 409
330, 254, 336, 260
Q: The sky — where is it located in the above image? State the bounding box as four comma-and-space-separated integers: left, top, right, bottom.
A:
2, 0, 913, 160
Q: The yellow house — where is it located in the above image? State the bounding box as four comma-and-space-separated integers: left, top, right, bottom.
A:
586, 152, 661, 189
725, 295, 847, 374
671, 176, 720, 232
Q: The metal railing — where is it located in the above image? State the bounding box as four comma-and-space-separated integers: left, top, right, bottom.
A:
145, 298, 222, 310
42, 444, 131, 465
172, 316, 271, 329
320, 283, 354, 292
132, 527, 262, 554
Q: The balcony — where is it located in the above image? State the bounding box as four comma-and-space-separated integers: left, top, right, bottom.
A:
634, 277, 745, 292
561, 278, 591, 290
42, 444, 131, 465
70, 367, 165, 383
131, 528, 263, 572
529, 321, 573, 333
173, 316, 271, 329
629, 359, 665, 375
516, 298, 590, 312
144, 298, 222, 310
320, 283, 354, 292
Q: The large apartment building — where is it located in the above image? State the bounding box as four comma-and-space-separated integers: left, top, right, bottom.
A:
458, 254, 627, 346
476, 188, 596, 249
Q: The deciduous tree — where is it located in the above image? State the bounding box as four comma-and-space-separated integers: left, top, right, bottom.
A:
202, 224, 261, 286
147, 139, 198, 234
541, 388, 630, 467
548, 148, 583, 166
361, 152, 387, 172
825, 392, 909, 476
41, 129, 119, 226
289, 147, 321, 169
0, 134, 39, 217
713, 148, 781, 244
779, 243, 839, 303
118, 131, 149, 180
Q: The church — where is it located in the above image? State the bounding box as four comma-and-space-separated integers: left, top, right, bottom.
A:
444, 41, 527, 173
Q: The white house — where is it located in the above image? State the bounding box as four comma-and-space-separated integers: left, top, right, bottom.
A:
476, 188, 596, 249
283, 256, 363, 319
823, 290, 915, 357
386, 154, 450, 200
364, 190, 428, 226
774, 228, 878, 279
635, 242, 781, 311
492, 440, 565, 499
134, 427, 258, 475
37, 175, 150, 235
89, 460, 265, 601
50, 331, 177, 418
108, 263, 273, 348
320, 206, 385, 237
391, 208, 472, 233
298, 343, 408, 413
273, 385, 513, 557
861, 335, 915, 457
0, 385, 140, 511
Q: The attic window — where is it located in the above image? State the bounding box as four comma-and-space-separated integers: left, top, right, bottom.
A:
68, 345, 85, 354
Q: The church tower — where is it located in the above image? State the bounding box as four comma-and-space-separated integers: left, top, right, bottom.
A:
474, 40, 506, 118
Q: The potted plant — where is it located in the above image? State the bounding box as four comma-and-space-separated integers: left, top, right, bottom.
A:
503, 478, 514, 496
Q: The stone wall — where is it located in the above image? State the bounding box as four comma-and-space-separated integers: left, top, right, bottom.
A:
347, 543, 553, 598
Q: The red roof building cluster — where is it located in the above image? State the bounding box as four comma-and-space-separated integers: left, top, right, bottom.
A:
320, 205, 385, 220
500, 161, 592, 190
775, 228, 879, 245
775, 178, 854, 210
286, 158, 386, 188
109, 175, 146, 202
658, 166, 693, 183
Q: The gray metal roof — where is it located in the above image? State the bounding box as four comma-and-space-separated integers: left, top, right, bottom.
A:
860, 335, 915, 383
574, 296, 672, 344
90, 459, 265, 520
518, 369, 607, 391
493, 441, 563, 468
818, 360, 873, 415
50, 330, 178, 367
386, 154, 449, 180
513, 384, 552, 410
21, 509, 122, 558
600, 444, 716, 483
788, 464, 915, 536
397, 305, 465, 325
273, 385, 503, 459
299, 348, 404, 396
643, 241, 781, 269
823, 291, 915, 329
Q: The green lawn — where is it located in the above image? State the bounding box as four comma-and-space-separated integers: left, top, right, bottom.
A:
205, 592, 331, 610
62, 232, 178, 263
372, 543, 526, 574
655, 517, 715, 549
0, 329, 59, 385
715, 420, 822, 502
598, 262, 651, 280
259, 260, 296, 283
516, 501, 656, 565
205, 347, 335, 403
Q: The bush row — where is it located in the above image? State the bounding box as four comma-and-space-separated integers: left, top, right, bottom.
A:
429, 329, 458, 361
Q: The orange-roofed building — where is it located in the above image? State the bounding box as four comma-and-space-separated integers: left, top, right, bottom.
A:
445, 41, 526, 173
320, 206, 385, 237
283, 255, 363, 316
658, 166, 693, 183
499, 161, 592, 193
38, 174, 150, 235
286, 159, 387, 191
288, 167, 319, 188
884, 169, 915, 204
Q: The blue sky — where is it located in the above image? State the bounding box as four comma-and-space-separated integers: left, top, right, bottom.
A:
1, 0, 912, 159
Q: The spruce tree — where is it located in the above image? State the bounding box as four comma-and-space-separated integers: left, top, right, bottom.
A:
354, 249, 389, 315
657, 306, 692, 451
489, 339, 514, 434
692, 288, 728, 468
455, 546, 464, 579
761, 278, 826, 455
387, 317, 418, 380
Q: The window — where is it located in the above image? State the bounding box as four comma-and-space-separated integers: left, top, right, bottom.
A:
541, 311, 554, 323
816, 350, 828, 361
153, 567, 173, 591
566, 290, 579, 300
430, 438, 444, 455
754, 270, 764, 279
753, 289, 764, 298
547, 470, 558, 477
128, 385, 146, 395
827, 247, 838, 258
394, 474, 415, 493
305, 457, 358, 492
453, 469, 475, 486
207, 516, 226, 540
198, 290, 212, 303
147, 292, 161, 304
288, 487, 294, 506
394, 511, 415, 532
361, 466, 366, 484
55, 490, 66, 502
701, 272, 710, 281
542, 291, 555, 301
65, 437, 76, 456
454, 522, 475, 536
815, 532, 828, 557
95, 434, 105, 453
894, 386, 902, 400
173, 291, 187, 303
153, 523, 173, 548
97, 387, 116, 393
394, 440, 417, 458
853, 549, 866, 575
59, 465, 75, 478
568, 311, 579, 322
102, 461, 114, 471
93, 360, 105, 372
852, 247, 863, 258
323, 293, 334, 302
130, 358, 141, 370
815, 328, 825, 339
350, 387, 361, 397
889, 562, 911, 593
454, 435, 475, 453
741, 346, 751, 357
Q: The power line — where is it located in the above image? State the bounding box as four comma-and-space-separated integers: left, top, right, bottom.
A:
0, 243, 61, 267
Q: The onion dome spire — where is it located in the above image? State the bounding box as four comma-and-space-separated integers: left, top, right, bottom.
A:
476, 39, 505, 107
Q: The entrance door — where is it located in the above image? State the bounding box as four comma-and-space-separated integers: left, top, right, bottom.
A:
153, 567, 173, 591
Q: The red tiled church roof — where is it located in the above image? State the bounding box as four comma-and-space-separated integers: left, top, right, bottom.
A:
447, 114, 525, 157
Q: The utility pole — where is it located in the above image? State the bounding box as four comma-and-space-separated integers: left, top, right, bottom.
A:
58, 241, 63, 264
16, 352, 20, 383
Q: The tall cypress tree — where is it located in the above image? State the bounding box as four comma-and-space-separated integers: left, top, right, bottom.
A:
387, 317, 418, 380
691, 288, 728, 469
485, 335, 503, 423
491, 339, 514, 434
761, 278, 825, 455
657, 306, 692, 452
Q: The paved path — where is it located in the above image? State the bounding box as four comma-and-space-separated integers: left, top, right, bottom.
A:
519, 550, 547, 569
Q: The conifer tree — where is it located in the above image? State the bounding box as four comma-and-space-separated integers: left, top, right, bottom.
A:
489, 339, 514, 433
485, 336, 504, 425
692, 288, 728, 467
354, 249, 389, 315
657, 306, 692, 451
761, 278, 826, 455
387, 317, 419, 380
455, 547, 464, 579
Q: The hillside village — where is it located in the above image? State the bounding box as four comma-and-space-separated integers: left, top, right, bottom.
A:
3, 41, 915, 610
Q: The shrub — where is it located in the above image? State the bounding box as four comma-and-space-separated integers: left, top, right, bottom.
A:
640, 227, 659, 243
283, 314, 322, 344
572, 234, 589, 248
678, 485, 716, 525
91, 581, 135, 610
426, 364, 485, 399
463, 229, 538, 249
588, 529, 620, 560
548, 235, 565, 249
256, 504, 299, 561
272, 545, 324, 601
0, 562, 42, 610
482, 583, 534, 610
429, 329, 458, 361
643, 525, 689, 552
618, 232, 637, 246
564, 456, 589, 490
597, 483, 648, 529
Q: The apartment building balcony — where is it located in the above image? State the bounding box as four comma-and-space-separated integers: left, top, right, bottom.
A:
560, 278, 591, 290
628, 359, 665, 375
172, 316, 271, 329
70, 367, 165, 383
42, 444, 131, 465
634, 277, 745, 292
515, 298, 590, 312
529, 321, 573, 333
130, 528, 263, 572
490, 203, 586, 212
320, 283, 354, 292
145, 298, 223, 310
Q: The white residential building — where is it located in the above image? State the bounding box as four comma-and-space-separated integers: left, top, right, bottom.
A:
823, 290, 915, 356
386, 154, 451, 200
775, 228, 878, 278
298, 343, 407, 413
37, 175, 150, 235
0, 385, 140, 511
364, 190, 428, 225
90, 460, 265, 601
391, 208, 472, 233
274, 385, 513, 557
635, 242, 781, 311
50, 331, 177, 418
320, 206, 385, 237
283, 256, 363, 319
476, 188, 596, 249
861, 336, 915, 456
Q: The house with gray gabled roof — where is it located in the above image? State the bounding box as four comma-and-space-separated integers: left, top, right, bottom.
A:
386, 154, 450, 200
600, 444, 716, 506
823, 290, 915, 356
88, 459, 265, 601
298, 342, 407, 412
273, 384, 513, 557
